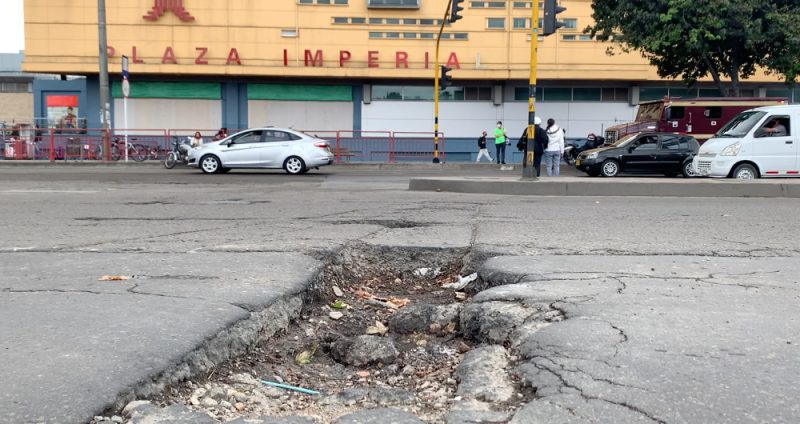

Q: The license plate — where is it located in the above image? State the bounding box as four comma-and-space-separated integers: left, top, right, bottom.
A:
575, 160, 581, 166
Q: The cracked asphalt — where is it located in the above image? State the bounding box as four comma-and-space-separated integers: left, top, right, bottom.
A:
1, 167, 799, 423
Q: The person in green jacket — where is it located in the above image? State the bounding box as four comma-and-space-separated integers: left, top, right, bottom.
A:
493, 121, 508, 164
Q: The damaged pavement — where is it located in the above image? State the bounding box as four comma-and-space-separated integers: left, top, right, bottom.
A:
1, 168, 800, 423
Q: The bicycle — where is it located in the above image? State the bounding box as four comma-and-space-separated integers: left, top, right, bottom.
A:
94, 137, 147, 162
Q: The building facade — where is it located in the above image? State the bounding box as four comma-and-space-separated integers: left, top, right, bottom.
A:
22, 0, 799, 158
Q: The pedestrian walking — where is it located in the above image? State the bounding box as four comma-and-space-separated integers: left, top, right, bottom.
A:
494, 121, 508, 164
544, 118, 565, 176
476, 131, 493, 163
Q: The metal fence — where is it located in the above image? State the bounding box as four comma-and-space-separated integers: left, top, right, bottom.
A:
1, 128, 446, 163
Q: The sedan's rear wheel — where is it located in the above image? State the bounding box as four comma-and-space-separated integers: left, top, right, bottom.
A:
284, 156, 306, 175
732, 163, 758, 180
200, 155, 221, 174
600, 160, 620, 177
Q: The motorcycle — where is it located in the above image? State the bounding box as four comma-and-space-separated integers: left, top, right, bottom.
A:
563, 135, 606, 166
163, 137, 191, 169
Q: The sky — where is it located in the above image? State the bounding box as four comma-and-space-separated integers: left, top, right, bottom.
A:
0, 0, 25, 53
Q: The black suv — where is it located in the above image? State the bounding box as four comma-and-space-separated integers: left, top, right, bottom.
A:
575, 132, 699, 177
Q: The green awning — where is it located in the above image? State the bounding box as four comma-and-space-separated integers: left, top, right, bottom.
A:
248, 84, 352, 101
112, 82, 221, 99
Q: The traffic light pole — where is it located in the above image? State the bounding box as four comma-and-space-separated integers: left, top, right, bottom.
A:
433, 0, 452, 164
521, 0, 540, 180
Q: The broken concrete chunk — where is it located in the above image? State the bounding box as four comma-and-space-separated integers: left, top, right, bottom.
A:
330, 335, 399, 366
454, 345, 515, 403
388, 303, 462, 334
128, 404, 217, 424
460, 301, 537, 344
333, 408, 425, 424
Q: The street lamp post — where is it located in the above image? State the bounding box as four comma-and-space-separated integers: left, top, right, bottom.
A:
98, 0, 111, 161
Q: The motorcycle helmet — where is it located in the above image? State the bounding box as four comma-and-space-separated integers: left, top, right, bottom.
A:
534, 117, 542, 125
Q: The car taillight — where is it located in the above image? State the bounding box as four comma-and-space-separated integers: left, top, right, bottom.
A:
314, 142, 329, 148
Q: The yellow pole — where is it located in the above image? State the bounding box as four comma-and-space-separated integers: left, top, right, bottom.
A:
433, 0, 452, 164
522, 0, 539, 180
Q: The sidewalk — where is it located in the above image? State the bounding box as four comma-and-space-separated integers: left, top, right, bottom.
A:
409, 175, 800, 198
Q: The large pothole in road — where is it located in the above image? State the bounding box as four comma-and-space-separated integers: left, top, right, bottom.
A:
94, 245, 536, 424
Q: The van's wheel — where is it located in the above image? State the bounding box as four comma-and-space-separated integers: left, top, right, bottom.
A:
284, 156, 306, 175
682, 160, 696, 178
200, 155, 221, 174
600, 160, 620, 177
732, 163, 758, 180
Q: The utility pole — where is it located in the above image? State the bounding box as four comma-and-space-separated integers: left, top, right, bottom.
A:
432, 1, 451, 164
98, 0, 111, 161
521, 0, 540, 180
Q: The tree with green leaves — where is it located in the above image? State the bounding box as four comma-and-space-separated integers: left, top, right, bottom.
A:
587, 0, 800, 96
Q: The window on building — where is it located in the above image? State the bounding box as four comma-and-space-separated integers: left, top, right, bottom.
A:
487, 18, 505, 29
544, 88, 572, 101
403, 32, 417, 38
440, 87, 465, 101
563, 18, 577, 29
639, 87, 669, 101
372, 86, 404, 100
403, 19, 418, 24
602, 88, 629, 102
386, 18, 400, 24
334, 0, 348, 3
513, 1, 531, 8
368, 0, 420, 8
420, 32, 435, 39
385, 32, 400, 38
573, 88, 602, 101
669, 88, 697, 99
369, 32, 383, 38
561, 34, 576, 41
698, 88, 721, 97
577, 34, 593, 41
370, 17, 383, 24
351, 17, 366, 23
420, 19, 435, 25
513, 18, 531, 29
317, 0, 331, 4
281, 29, 299, 37
298, 0, 314, 3
372, 85, 492, 101
453, 33, 468, 39
767, 89, 791, 99
0, 82, 31, 93
403, 86, 433, 100
333, 17, 348, 23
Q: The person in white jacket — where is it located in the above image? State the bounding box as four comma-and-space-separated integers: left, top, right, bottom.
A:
544, 118, 565, 176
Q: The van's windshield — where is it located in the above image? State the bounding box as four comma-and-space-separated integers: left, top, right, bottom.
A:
716, 111, 767, 138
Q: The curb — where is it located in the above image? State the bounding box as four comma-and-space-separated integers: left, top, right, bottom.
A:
408, 177, 800, 198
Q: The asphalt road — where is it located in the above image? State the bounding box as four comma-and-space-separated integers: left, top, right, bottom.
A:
1, 166, 799, 423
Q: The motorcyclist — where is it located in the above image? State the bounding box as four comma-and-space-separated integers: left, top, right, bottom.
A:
178, 131, 203, 158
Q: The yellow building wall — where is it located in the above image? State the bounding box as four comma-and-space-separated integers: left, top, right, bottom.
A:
22, 0, 780, 83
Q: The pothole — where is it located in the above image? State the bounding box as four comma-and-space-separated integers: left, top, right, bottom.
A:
92, 244, 537, 423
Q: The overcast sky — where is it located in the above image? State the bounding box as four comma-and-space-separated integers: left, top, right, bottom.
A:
1, 0, 25, 53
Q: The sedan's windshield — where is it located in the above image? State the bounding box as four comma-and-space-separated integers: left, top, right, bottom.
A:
610, 133, 637, 147
716, 111, 766, 137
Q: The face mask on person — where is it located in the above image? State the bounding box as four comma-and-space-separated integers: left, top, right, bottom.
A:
497, 124, 501, 128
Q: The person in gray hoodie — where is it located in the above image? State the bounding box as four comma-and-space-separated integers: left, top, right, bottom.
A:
544, 118, 565, 176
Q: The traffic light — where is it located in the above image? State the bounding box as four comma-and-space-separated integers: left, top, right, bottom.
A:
543, 0, 566, 37
439, 65, 453, 90
450, 0, 465, 23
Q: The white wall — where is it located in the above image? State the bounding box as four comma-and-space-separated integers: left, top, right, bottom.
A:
362, 100, 636, 138
113, 98, 221, 132
248, 100, 353, 131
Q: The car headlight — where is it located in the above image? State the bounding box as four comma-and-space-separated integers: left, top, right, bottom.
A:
720, 142, 741, 156
586, 152, 599, 160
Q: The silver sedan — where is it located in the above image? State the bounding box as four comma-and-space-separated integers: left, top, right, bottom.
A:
187, 127, 334, 174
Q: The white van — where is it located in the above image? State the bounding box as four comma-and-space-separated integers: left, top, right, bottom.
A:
693, 105, 799, 179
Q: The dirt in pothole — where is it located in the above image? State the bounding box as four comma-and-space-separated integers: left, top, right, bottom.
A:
148, 254, 503, 423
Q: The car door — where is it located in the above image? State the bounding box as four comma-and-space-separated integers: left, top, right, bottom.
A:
260, 130, 300, 167
752, 115, 795, 175
621, 135, 658, 173
656, 134, 689, 173
217, 130, 264, 167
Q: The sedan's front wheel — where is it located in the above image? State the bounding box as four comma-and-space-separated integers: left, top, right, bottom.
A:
284, 156, 306, 175
600, 160, 620, 177
200, 155, 221, 174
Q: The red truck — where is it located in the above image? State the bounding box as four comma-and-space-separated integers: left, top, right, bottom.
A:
605, 97, 788, 143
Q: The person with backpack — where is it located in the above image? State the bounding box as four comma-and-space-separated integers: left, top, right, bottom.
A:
517, 117, 549, 177
544, 118, 565, 176
476, 131, 493, 163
